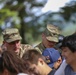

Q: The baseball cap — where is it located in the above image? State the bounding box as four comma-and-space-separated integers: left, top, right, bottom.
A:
44, 24, 60, 42
2, 28, 22, 43
42, 48, 61, 68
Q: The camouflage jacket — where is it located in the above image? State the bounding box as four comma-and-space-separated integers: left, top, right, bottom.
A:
1, 44, 33, 58
35, 43, 61, 54
35, 42, 46, 54
18, 44, 33, 58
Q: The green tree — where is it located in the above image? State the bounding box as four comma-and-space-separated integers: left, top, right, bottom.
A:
0, 0, 46, 44
59, 1, 76, 23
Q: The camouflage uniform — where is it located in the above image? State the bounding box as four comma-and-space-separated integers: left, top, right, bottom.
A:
35, 24, 60, 54
35, 43, 46, 54
1, 28, 33, 58
18, 44, 33, 58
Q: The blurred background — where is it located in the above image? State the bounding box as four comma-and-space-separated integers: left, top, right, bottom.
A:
0, 0, 76, 46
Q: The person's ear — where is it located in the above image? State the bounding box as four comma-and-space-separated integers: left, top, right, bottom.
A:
42, 33, 46, 39
38, 58, 44, 65
2, 41, 7, 50
3, 41, 6, 44
3, 41, 7, 46
42, 33, 44, 36
41, 33, 44, 38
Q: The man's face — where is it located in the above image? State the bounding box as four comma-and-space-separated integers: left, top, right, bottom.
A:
42, 34, 56, 48
29, 58, 47, 75
62, 47, 76, 65
29, 64, 41, 75
53, 57, 62, 69
4, 40, 21, 53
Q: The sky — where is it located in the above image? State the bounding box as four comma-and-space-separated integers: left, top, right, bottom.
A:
42, 0, 71, 13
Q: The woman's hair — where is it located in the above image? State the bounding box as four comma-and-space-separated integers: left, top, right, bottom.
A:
61, 34, 76, 52
0, 49, 29, 74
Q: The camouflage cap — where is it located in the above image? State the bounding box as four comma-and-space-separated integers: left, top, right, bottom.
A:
2, 28, 22, 43
44, 24, 60, 42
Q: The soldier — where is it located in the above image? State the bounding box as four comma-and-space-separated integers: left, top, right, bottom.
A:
1, 28, 33, 58
35, 24, 60, 54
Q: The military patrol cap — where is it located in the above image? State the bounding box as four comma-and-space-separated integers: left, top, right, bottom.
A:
2, 28, 22, 43
44, 24, 60, 42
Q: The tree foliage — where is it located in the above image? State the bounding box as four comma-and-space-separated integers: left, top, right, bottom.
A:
59, 1, 76, 23
0, 0, 76, 44
0, 0, 46, 44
